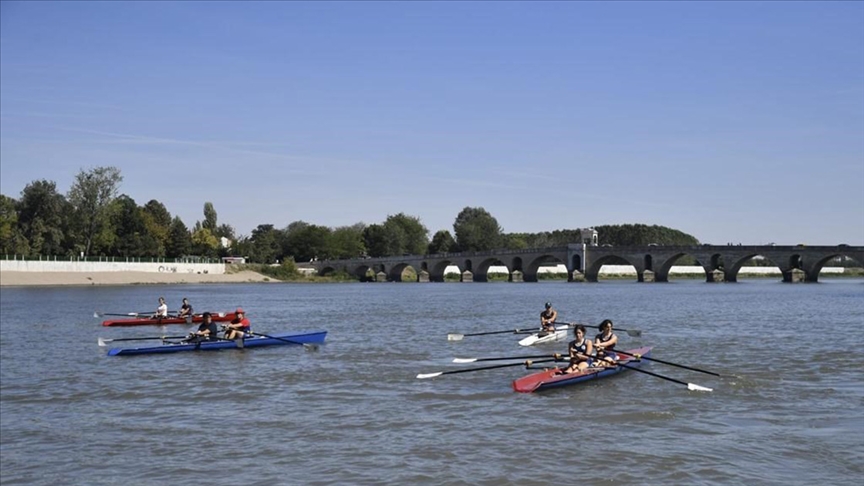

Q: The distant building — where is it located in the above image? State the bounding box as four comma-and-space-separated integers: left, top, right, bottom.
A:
580, 228, 598, 246
222, 256, 246, 264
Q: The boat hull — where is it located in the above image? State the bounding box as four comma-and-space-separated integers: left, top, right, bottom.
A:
512, 346, 652, 393
518, 326, 569, 346
107, 330, 327, 356
102, 312, 236, 327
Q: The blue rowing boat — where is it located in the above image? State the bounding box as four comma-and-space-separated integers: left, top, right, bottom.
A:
106, 330, 328, 356
512, 346, 652, 393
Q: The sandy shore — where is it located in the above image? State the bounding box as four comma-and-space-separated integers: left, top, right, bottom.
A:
0, 270, 280, 287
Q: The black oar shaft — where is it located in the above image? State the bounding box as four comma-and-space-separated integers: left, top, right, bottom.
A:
470, 354, 562, 362
111, 335, 186, 342
248, 331, 318, 349
614, 350, 721, 377
462, 328, 534, 337
619, 362, 689, 387
441, 358, 558, 375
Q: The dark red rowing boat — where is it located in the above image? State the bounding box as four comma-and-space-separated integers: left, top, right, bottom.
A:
101, 312, 237, 327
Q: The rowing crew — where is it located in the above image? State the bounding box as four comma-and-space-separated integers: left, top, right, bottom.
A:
559, 319, 619, 374
182, 308, 251, 343
151, 296, 193, 319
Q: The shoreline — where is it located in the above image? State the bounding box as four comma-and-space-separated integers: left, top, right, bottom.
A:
0, 270, 279, 287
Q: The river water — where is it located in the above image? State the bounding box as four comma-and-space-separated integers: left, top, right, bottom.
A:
1, 279, 862, 485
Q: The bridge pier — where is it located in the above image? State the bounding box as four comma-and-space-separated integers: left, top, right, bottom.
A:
639, 270, 654, 283
461, 270, 473, 282
706, 269, 725, 283
510, 271, 523, 283
418, 270, 429, 283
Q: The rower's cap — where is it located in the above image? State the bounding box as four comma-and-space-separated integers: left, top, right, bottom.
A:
545, 302, 552, 308
236, 308, 244, 314
202, 312, 212, 318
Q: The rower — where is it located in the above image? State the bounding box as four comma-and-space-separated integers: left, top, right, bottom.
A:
539, 302, 558, 335
562, 324, 593, 374
152, 297, 168, 319
223, 308, 251, 340
184, 312, 218, 343
177, 298, 193, 318
593, 319, 619, 367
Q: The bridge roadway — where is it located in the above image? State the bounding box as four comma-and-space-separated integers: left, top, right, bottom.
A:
310, 244, 864, 283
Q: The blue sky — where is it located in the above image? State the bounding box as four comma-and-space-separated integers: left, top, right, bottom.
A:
1, 1, 862, 245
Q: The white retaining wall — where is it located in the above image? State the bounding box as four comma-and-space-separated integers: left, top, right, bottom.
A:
0, 259, 226, 275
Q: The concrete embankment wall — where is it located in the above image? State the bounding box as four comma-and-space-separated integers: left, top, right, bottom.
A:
0, 259, 226, 275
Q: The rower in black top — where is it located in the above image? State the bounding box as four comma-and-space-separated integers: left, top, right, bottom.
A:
178, 298, 193, 319
183, 312, 218, 344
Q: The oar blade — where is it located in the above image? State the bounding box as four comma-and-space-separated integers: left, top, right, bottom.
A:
447, 334, 464, 341
416, 372, 443, 379
452, 358, 478, 363
97, 337, 109, 347
303, 343, 320, 351
687, 383, 713, 392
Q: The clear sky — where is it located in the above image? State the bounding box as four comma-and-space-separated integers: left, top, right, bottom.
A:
1, 1, 862, 245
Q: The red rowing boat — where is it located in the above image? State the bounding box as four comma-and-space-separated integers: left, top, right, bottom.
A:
101, 312, 237, 327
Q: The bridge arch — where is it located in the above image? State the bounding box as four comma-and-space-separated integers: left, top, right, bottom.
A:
524, 254, 566, 282
584, 254, 641, 283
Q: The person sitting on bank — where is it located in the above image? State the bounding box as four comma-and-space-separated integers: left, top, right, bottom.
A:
593, 319, 619, 367
177, 298, 193, 319
152, 297, 168, 319
184, 312, 218, 343
540, 302, 558, 335
562, 324, 594, 374
224, 308, 251, 340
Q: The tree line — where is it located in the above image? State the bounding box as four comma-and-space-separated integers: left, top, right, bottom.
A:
0, 166, 700, 263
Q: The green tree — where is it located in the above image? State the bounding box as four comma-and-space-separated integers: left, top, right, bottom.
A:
330, 224, 366, 259
17, 180, 67, 255
453, 206, 502, 252
362, 224, 389, 257
191, 227, 220, 258
383, 213, 429, 255
428, 229, 456, 254
141, 200, 171, 257
166, 216, 192, 258
202, 202, 218, 232
0, 194, 19, 254
67, 166, 123, 256
283, 223, 333, 262
249, 224, 282, 263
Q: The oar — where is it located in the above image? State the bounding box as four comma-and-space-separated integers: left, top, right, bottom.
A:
618, 362, 712, 392
453, 353, 564, 363
447, 328, 540, 341
97, 335, 187, 346
416, 358, 559, 379
94, 311, 155, 318
613, 349, 722, 377
246, 330, 319, 351
561, 322, 642, 337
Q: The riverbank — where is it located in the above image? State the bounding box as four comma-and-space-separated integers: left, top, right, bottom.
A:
0, 270, 277, 287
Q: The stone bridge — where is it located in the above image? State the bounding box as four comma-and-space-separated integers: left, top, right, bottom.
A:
309, 244, 864, 283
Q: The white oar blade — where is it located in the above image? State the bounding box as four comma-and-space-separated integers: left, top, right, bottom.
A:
416, 372, 443, 379
452, 358, 478, 363
447, 334, 464, 341
688, 383, 713, 392
97, 337, 109, 347
93, 311, 100, 318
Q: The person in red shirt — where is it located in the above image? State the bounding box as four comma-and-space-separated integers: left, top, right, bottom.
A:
223, 308, 251, 340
